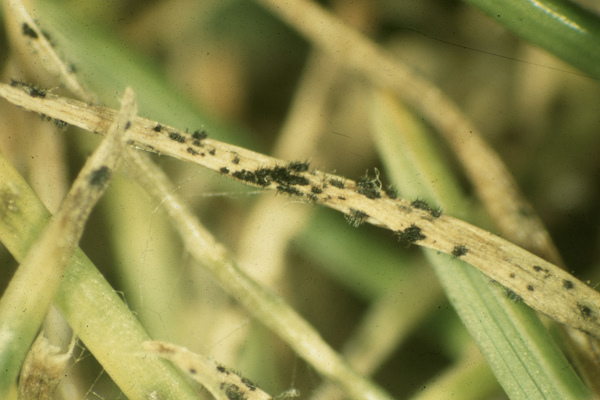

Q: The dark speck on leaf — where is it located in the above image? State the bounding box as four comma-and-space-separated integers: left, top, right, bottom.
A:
89, 166, 111, 187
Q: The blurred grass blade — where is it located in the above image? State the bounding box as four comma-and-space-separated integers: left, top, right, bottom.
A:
34, 0, 257, 149
462, 0, 600, 79
369, 90, 590, 399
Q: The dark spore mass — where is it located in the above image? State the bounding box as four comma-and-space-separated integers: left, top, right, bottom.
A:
563, 280, 574, 290
187, 147, 199, 155
411, 199, 442, 218
452, 245, 468, 257
527, 285, 534, 291
22, 23, 38, 39
356, 170, 381, 199
311, 186, 323, 194
153, 124, 162, 132
189, 368, 197, 374
53, 119, 68, 129
220, 167, 230, 174
345, 209, 369, 227
192, 129, 208, 140
89, 166, 111, 187
330, 178, 345, 189
124, 121, 131, 130
505, 289, 522, 303
168, 132, 186, 143
277, 184, 302, 196
209, 148, 216, 155
10, 79, 47, 98
216, 365, 229, 374
578, 303, 592, 319
396, 224, 426, 246
533, 265, 543, 272
384, 185, 398, 199
233, 155, 240, 164
288, 160, 310, 172
224, 384, 244, 400
241, 377, 257, 391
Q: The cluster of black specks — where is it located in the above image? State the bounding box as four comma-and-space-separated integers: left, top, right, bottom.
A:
345, 209, 368, 227
505, 288, 522, 303
53, 119, 68, 129
329, 178, 345, 189
452, 245, 468, 258
241, 377, 257, 391
22, 23, 38, 39
233, 166, 309, 189
288, 160, 310, 172
356, 169, 382, 199
168, 131, 186, 143
221, 383, 246, 400
276, 185, 301, 196
10, 79, 47, 98
89, 166, 111, 187
395, 224, 426, 246
563, 280, 574, 290
209, 148, 216, 155
220, 167, 230, 174
187, 147, 201, 156
153, 124, 162, 132
311, 186, 323, 194
532, 265, 552, 279
192, 130, 207, 147
232, 154, 240, 164
411, 199, 442, 218
217, 365, 229, 374
578, 303, 592, 319
527, 285, 534, 291
384, 185, 398, 199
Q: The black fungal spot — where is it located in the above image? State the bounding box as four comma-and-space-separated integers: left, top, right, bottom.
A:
233, 155, 240, 164
220, 167, 230, 174
563, 280, 574, 290
578, 303, 592, 319
345, 209, 369, 227
217, 365, 229, 374
189, 368, 197, 374
22, 23, 38, 39
533, 265, 543, 272
311, 186, 323, 194
277, 185, 302, 196
505, 289, 522, 303
510, 273, 516, 278
89, 166, 110, 187
168, 132, 186, 143
338, 196, 346, 200
153, 124, 162, 132
330, 178, 345, 189
527, 285, 534, 291
356, 169, 382, 199
384, 185, 398, 199
223, 384, 245, 400
452, 245, 468, 257
124, 121, 131, 130
10, 79, 47, 98
192, 129, 208, 140
209, 148, 216, 155
53, 119, 68, 129
411, 199, 442, 218
187, 147, 199, 155
241, 377, 257, 391
288, 161, 310, 172
395, 224, 426, 246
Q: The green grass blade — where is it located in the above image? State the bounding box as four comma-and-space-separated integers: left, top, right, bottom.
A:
463, 0, 600, 79
0, 152, 198, 400
369, 90, 590, 399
